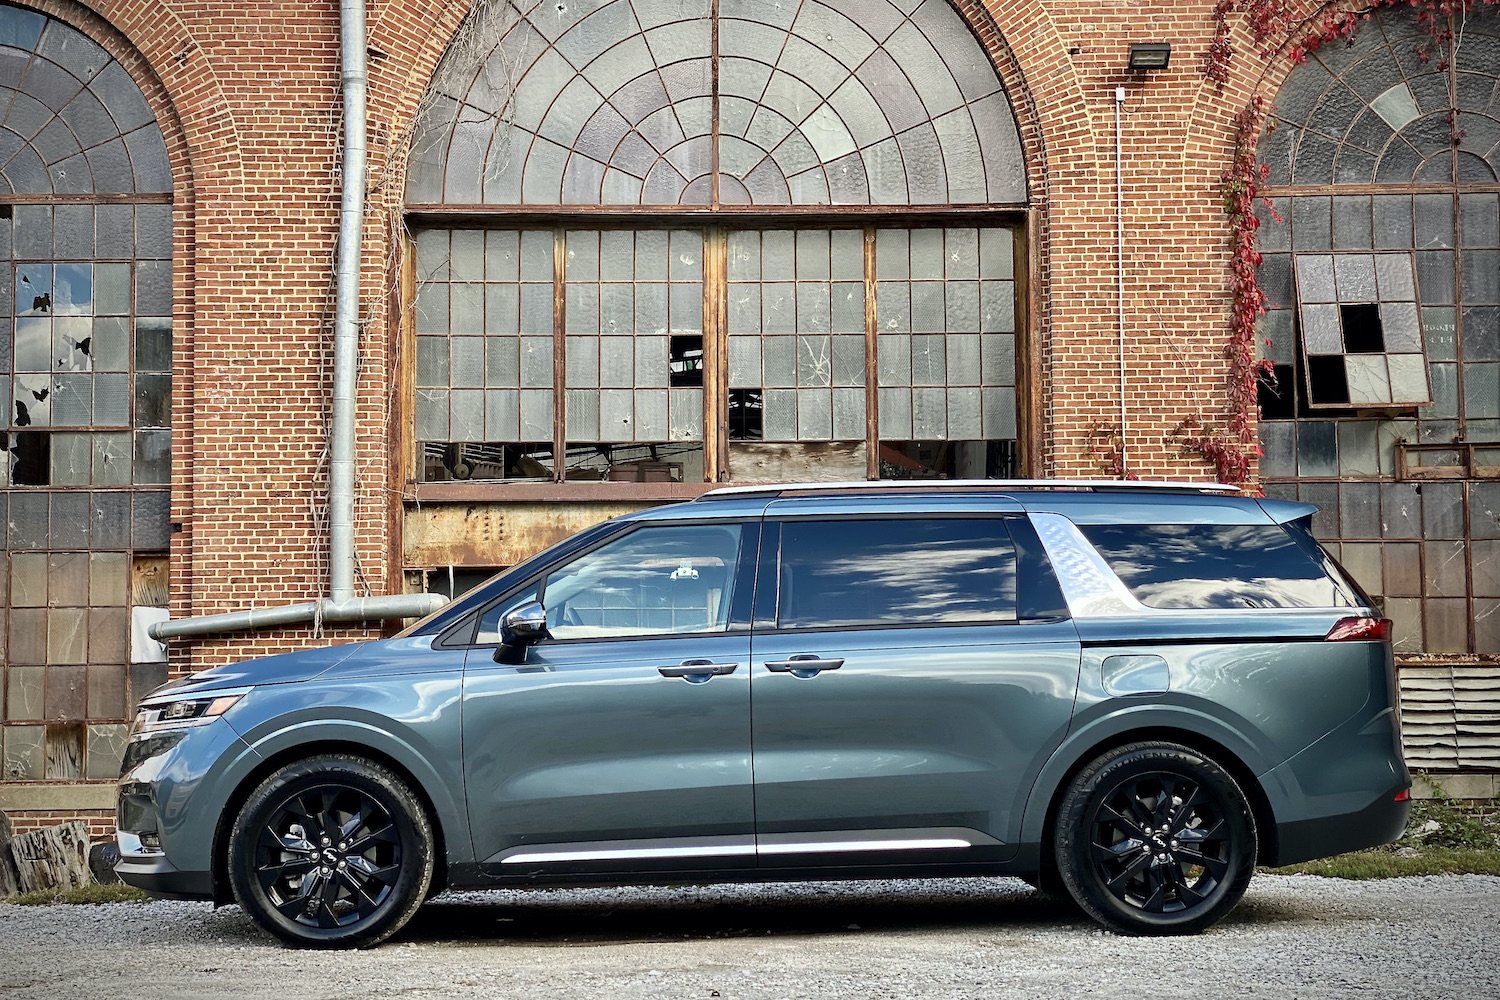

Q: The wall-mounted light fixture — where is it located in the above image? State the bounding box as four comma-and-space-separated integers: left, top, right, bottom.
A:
1127, 42, 1172, 71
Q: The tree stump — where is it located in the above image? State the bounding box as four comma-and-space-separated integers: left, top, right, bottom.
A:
0, 810, 21, 898
9, 820, 92, 894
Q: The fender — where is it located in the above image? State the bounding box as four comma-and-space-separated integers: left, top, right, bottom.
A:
226, 708, 474, 866
1014, 702, 1283, 848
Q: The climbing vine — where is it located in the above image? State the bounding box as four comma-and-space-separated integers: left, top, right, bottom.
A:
1184, 0, 1499, 486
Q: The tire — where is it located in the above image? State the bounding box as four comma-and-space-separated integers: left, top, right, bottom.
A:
228, 754, 434, 948
1054, 742, 1256, 935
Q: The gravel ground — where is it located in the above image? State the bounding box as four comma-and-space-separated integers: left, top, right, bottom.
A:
2, 874, 1498, 1000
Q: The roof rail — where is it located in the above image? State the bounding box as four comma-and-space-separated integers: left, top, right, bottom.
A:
694, 479, 1242, 501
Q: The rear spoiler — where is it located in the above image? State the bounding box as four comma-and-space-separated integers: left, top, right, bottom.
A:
1257, 499, 1320, 524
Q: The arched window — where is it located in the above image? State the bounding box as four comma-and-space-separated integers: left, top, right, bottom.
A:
0, 3, 172, 783
406, 0, 1029, 485
1255, 5, 1500, 668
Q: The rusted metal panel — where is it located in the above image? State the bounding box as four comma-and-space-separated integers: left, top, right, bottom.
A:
403, 502, 651, 568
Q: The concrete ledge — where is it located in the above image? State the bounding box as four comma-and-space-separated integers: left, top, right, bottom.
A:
0, 784, 117, 812
1413, 773, 1500, 800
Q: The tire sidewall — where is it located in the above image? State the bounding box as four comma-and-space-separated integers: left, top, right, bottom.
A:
1055, 743, 1257, 935
228, 755, 433, 948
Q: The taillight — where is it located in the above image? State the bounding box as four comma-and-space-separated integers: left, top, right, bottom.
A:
1394, 788, 1411, 802
1325, 616, 1393, 642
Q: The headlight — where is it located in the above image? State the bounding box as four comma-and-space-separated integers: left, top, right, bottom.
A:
130, 689, 249, 736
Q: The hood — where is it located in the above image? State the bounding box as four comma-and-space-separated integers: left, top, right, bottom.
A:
141, 642, 369, 702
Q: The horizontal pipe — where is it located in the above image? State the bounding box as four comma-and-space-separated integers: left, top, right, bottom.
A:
148, 593, 449, 641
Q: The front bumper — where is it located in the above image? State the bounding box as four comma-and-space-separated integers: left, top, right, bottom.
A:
115, 845, 214, 900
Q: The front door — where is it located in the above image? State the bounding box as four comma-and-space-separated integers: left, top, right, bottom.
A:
749, 502, 1082, 867
462, 520, 758, 875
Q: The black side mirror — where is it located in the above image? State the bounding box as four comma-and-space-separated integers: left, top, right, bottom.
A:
493, 601, 550, 663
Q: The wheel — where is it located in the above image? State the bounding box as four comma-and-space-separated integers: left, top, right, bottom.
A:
228, 754, 434, 948
1053, 742, 1256, 935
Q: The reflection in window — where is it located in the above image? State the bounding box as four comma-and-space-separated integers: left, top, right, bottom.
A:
1077, 524, 1355, 610
777, 518, 1017, 627
540, 524, 741, 638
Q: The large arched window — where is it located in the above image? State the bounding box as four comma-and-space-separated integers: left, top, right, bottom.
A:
1255, 6, 1500, 682
406, 0, 1029, 485
0, 3, 172, 783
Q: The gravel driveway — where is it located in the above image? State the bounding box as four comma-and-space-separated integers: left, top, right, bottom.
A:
2, 874, 1497, 999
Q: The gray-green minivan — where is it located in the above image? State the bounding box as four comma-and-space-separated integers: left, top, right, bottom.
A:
116, 481, 1410, 946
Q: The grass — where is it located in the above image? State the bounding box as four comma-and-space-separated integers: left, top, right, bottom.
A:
4, 882, 152, 906
1266, 776, 1500, 880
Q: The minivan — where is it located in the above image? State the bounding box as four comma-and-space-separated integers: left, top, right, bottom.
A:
116, 480, 1410, 946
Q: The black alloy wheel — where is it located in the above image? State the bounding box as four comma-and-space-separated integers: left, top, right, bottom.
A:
1054, 742, 1256, 935
256, 785, 401, 928
229, 755, 433, 948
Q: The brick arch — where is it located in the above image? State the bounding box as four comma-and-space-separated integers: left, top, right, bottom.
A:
372, 0, 1094, 478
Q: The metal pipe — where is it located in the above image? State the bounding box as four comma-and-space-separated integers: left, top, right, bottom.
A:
329, 0, 368, 604
147, 3, 447, 643
1115, 85, 1128, 474
149, 594, 450, 642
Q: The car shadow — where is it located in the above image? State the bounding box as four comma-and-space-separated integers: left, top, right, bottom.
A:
399, 879, 1095, 945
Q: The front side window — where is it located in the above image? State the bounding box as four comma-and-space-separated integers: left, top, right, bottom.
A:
539, 523, 742, 639
776, 518, 1017, 628
1076, 523, 1356, 611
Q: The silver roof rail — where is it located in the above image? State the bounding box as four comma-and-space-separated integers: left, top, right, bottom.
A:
694, 479, 1242, 501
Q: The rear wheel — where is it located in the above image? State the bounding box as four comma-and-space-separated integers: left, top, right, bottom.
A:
228, 755, 433, 948
1054, 742, 1256, 935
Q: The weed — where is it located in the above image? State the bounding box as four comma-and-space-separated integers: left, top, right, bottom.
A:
4, 882, 152, 906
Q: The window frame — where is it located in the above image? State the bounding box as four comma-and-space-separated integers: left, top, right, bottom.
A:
403, 213, 1036, 498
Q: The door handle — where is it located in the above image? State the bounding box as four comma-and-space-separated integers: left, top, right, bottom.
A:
657, 659, 739, 678
763, 655, 844, 676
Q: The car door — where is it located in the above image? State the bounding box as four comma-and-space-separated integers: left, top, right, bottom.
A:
749, 497, 1082, 867
461, 518, 760, 876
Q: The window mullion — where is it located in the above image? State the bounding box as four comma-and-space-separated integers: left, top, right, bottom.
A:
552, 227, 566, 482
704, 227, 727, 482
863, 226, 878, 480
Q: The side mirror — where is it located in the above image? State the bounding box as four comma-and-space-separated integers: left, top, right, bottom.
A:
499, 600, 550, 647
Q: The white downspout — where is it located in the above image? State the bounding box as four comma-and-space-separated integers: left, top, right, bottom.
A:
328, 0, 367, 606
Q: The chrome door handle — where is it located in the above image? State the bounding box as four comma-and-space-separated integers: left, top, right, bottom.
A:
657, 659, 739, 678
764, 655, 844, 675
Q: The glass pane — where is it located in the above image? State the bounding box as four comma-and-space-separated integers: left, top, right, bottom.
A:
542, 523, 742, 638
779, 519, 1017, 627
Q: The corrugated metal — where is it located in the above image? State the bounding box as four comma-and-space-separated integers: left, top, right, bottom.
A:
1400, 665, 1500, 770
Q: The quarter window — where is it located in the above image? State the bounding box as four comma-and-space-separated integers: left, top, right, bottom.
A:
776, 518, 1018, 628
1076, 523, 1356, 610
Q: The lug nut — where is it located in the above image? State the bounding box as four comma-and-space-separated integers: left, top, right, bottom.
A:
321, 837, 330, 846
339, 841, 347, 850
337, 860, 347, 870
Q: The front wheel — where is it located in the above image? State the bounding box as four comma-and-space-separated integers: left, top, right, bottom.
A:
228, 754, 434, 948
1054, 742, 1256, 935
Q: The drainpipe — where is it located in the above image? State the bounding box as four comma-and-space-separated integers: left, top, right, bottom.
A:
149, 1, 446, 642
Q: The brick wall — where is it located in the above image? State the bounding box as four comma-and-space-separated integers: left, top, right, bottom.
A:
6, 0, 1322, 822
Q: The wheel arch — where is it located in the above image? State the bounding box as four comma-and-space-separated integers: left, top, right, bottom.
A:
210, 740, 453, 906
1022, 723, 1281, 881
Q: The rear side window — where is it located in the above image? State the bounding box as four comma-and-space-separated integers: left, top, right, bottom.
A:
1077, 523, 1356, 610
777, 519, 1018, 628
